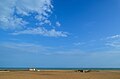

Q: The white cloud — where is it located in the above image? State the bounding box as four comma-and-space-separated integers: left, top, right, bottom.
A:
0, 0, 27, 29
106, 35, 120, 39
0, 0, 51, 29
12, 27, 68, 37
105, 35, 120, 48
0, 42, 84, 55
15, 0, 53, 16
0, 0, 53, 29
1, 42, 50, 53
53, 49, 87, 56
0, 0, 68, 37
106, 41, 120, 48
73, 42, 85, 46
1, 42, 120, 67
56, 21, 61, 27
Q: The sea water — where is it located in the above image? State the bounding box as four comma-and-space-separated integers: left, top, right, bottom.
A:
0, 68, 120, 71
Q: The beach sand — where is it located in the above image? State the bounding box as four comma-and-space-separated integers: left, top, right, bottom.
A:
0, 70, 120, 79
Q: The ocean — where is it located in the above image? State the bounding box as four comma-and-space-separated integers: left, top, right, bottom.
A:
0, 68, 120, 71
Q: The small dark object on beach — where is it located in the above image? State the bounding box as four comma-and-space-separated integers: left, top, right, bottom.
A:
75, 70, 83, 72
75, 70, 91, 73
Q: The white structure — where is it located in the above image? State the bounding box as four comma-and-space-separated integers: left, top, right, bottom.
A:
29, 68, 36, 71
37, 70, 41, 72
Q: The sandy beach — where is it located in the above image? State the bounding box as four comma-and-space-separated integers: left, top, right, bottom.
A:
0, 70, 120, 79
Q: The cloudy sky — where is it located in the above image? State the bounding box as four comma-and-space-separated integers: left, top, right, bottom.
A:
0, 0, 120, 68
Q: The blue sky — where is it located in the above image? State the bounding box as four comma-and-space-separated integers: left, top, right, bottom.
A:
0, 0, 120, 68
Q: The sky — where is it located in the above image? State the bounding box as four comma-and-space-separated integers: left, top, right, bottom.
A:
0, 0, 120, 68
